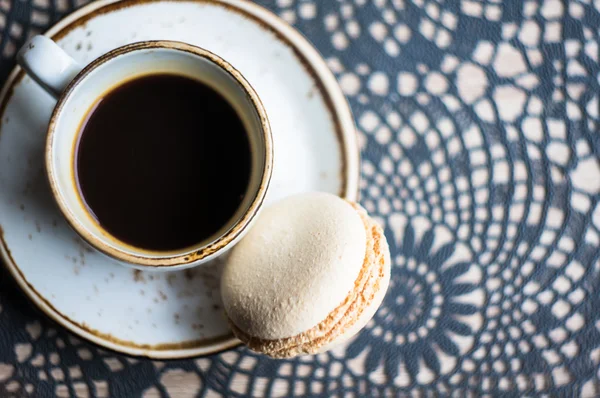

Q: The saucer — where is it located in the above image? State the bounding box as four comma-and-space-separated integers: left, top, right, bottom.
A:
0, 0, 358, 358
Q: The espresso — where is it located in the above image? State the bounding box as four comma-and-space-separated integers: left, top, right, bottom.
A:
75, 74, 251, 251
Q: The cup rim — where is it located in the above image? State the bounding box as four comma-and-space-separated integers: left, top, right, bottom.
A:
45, 40, 273, 268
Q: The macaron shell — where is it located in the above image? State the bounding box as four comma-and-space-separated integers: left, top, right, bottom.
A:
221, 192, 367, 340
225, 201, 391, 358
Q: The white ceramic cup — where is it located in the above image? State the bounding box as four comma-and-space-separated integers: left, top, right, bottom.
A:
17, 35, 273, 271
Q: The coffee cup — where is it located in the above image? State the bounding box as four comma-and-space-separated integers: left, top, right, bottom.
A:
17, 36, 273, 271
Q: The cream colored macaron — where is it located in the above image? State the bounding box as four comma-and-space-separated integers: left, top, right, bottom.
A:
221, 192, 391, 358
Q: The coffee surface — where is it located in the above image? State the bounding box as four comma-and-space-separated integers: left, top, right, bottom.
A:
75, 74, 251, 251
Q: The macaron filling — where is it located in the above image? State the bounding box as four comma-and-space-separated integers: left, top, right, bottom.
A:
227, 203, 389, 358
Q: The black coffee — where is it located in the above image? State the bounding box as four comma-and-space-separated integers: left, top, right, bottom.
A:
75, 74, 251, 251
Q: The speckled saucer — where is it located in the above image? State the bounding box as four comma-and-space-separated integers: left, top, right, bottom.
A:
0, 0, 358, 359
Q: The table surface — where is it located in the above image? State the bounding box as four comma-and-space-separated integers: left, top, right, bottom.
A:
1, 0, 600, 397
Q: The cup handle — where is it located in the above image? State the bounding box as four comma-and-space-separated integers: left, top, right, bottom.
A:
17, 35, 82, 99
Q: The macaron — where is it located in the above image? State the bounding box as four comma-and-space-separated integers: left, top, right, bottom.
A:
221, 192, 391, 358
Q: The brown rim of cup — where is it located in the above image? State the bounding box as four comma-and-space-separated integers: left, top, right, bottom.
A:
45, 40, 273, 268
